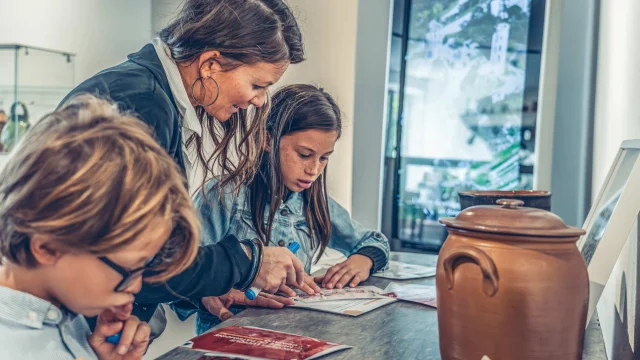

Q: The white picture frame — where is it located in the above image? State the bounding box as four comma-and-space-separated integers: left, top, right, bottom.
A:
578, 140, 640, 326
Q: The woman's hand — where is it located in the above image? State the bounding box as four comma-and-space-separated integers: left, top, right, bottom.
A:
277, 273, 321, 297
202, 289, 294, 321
314, 254, 373, 289
88, 309, 150, 360
252, 247, 305, 293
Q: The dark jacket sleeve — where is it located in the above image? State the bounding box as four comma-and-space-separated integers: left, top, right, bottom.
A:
62, 66, 252, 306
136, 235, 252, 304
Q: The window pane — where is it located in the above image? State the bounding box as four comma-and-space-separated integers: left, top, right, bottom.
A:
392, 0, 406, 36
394, 0, 540, 250
385, 35, 403, 158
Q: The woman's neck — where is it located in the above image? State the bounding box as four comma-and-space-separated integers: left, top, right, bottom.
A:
0, 263, 57, 306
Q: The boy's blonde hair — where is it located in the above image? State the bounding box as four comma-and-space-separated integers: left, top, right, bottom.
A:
0, 95, 199, 282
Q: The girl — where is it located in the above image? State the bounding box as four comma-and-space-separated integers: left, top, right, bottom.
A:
0, 95, 200, 359
61, 0, 307, 334
188, 84, 390, 334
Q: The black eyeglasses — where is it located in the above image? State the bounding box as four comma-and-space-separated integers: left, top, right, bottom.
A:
99, 256, 158, 292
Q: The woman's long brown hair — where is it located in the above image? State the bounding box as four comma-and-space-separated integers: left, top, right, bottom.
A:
248, 84, 342, 262
159, 0, 305, 194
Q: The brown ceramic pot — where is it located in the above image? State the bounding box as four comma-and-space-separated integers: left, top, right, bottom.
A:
437, 199, 588, 360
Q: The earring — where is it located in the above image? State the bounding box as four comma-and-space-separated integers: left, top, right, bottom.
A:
190, 74, 220, 107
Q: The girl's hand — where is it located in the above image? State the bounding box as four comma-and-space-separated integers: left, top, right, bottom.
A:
314, 254, 373, 289
277, 273, 321, 297
88, 309, 150, 360
201, 289, 294, 321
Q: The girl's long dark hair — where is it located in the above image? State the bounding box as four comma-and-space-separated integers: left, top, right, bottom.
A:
248, 84, 342, 262
159, 0, 305, 194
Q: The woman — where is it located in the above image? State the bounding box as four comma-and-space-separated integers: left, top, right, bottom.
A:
61, 0, 307, 337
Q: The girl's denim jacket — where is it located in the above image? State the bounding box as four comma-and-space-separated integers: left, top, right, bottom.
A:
172, 179, 390, 330
194, 179, 390, 274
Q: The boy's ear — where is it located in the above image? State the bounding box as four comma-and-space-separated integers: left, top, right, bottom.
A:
30, 234, 63, 266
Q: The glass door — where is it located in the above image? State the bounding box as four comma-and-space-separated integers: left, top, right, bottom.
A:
382, 0, 547, 252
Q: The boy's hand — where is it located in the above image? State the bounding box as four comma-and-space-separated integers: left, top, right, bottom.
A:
88, 308, 150, 360
314, 254, 373, 289
201, 289, 294, 321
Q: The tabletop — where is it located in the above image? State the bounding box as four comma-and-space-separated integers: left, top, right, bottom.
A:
156, 252, 607, 359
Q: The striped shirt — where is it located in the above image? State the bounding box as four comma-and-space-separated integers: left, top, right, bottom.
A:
0, 285, 97, 360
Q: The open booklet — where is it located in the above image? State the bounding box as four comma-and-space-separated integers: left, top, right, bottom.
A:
288, 286, 397, 316
372, 260, 437, 280
180, 325, 351, 360
382, 283, 437, 308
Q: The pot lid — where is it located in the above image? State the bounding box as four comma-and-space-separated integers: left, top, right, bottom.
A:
439, 199, 585, 238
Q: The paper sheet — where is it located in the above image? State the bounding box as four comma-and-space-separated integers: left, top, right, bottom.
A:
289, 286, 397, 316
382, 283, 438, 308
372, 261, 437, 280
292, 286, 386, 303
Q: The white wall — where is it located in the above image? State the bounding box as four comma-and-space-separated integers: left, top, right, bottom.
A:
0, 0, 152, 167
351, 0, 393, 230
277, 0, 359, 212
592, 0, 640, 197
151, 0, 181, 37
0, 0, 152, 83
550, 0, 599, 227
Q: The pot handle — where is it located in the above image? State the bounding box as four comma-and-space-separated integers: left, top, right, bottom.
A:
442, 245, 499, 297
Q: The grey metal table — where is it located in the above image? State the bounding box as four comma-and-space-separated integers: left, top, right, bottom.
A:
157, 252, 607, 359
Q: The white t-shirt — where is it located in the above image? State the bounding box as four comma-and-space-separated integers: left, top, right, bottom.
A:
152, 38, 207, 193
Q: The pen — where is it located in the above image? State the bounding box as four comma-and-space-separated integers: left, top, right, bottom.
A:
106, 332, 121, 345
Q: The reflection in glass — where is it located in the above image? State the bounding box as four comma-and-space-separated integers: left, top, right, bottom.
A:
581, 149, 640, 265
2, 101, 30, 152
0, 45, 75, 152
581, 191, 620, 265
385, 0, 544, 251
